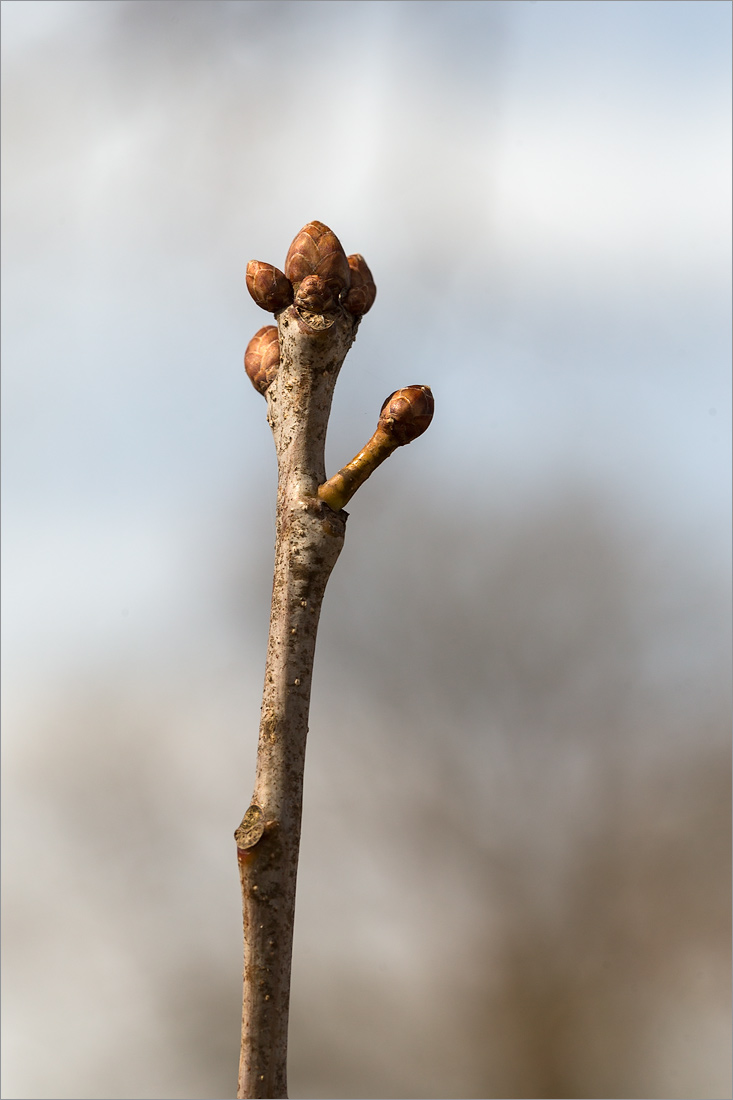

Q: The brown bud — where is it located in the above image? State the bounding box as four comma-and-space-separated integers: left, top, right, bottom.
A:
246, 261, 293, 313
284, 220, 351, 297
343, 254, 377, 316
378, 385, 434, 446
244, 326, 280, 395
294, 274, 338, 316
318, 385, 433, 511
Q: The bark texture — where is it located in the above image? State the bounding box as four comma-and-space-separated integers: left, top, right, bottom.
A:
235, 302, 358, 1099
236, 220, 431, 1099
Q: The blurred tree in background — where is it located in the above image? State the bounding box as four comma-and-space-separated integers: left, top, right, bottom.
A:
5, 492, 729, 1098
2, 1, 729, 1097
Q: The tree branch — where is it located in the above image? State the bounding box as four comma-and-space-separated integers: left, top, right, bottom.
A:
234, 222, 432, 1098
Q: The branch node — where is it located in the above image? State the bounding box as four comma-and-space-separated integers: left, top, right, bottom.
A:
235, 804, 265, 851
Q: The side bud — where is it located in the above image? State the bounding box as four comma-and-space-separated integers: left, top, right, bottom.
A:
378, 385, 434, 445
284, 220, 351, 297
246, 261, 293, 313
343, 254, 377, 316
294, 274, 338, 316
244, 326, 280, 395
317, 385, 434, 512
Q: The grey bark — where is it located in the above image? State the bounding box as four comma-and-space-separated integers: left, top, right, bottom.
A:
234, 303, 359, 1099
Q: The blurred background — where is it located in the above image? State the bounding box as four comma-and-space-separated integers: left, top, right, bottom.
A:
2, 2, 730, 1097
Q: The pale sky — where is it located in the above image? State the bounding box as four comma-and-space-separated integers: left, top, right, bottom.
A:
2, 5, 731, 1098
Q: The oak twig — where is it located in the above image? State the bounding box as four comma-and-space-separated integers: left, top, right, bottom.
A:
235, 221, 433, 1098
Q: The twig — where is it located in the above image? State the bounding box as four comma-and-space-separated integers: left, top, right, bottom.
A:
234, 221, 433, 1098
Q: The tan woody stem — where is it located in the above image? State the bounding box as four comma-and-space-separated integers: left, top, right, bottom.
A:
318, 385, 435, 512
237, 222, 432, 1100
235, 301, 358, 1100
317, 427, 399, 511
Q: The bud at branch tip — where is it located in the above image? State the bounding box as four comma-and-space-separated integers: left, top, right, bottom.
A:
318, 385, 434, 511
